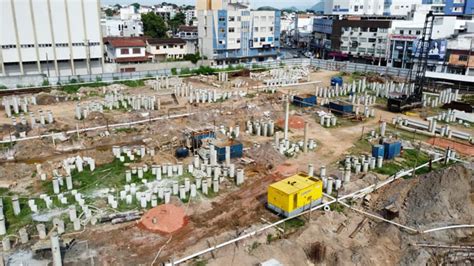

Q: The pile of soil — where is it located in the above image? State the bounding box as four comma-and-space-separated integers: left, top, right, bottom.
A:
404, 164, 474, 227
276, 115, 306, 129
372, 164, 474, 264
36, 92, 57, 105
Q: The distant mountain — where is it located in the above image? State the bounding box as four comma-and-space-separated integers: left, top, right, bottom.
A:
257, 6, 278, 11
281, 6, 300, 13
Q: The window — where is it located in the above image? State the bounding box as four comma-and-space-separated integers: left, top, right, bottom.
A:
416, 30, 421, 35
163, 45, 167, 49
254, 27, 259, 32
459, 55, 468, 61
236, 38, 241, 43
269, 27, 274, 32
180, 45, 184, 49
121, 48, 129, 54
261, 16, 266, 21
354, 5, 359, 11
229, 16, 235, 22
254, 38, 259, 42
267, 37, 274, 42
220, 28, 225, 33
260, 37, 265, 42
237, 16, 241, 21
218, 17, 226, 22
229, 27, 235, 33
261, 27, 266, 32
400, 30, 404, 34
269, 16, 274, 20
132, 48, 141, 54
369, 38, 376, 43
369, 28, 377, 32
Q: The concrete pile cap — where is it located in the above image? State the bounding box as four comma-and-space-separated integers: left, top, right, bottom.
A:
138, 204, 188, 234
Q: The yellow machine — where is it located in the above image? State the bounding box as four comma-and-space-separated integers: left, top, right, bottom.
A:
267, 173, 323, 217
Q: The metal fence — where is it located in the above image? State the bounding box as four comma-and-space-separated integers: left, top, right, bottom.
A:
44, 58, 413, 86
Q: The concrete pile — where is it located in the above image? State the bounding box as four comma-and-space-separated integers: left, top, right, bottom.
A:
9, 109, 54, 127
393, 116, 472, 142
188, 88, 246, 103
2, 95, 37, 118
246, 119, 275, 137
112, 145, 155, 162
427, 109, 474, 125
217, 124, 240, 138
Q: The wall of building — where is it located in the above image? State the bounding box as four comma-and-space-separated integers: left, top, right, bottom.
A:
107, 46, 146, 61
0, 0, 103, 77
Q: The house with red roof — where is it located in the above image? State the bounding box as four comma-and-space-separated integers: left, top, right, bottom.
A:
104, 37, 151, 64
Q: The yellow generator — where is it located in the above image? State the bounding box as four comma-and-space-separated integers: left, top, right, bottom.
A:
267, 173, 323, 217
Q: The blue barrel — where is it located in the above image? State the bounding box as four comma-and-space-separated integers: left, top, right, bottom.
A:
175, 147, 189, 158
372, 145, 385, 158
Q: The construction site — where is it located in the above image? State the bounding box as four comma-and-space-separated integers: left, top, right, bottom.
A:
0, 62, 473, 265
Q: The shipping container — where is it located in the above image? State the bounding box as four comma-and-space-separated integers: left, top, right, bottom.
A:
383, 141, 401, 160
214, 141, 243, 162
329, 100, 353, 113
372, 145, 385, 158
293, 94, 317, 107
267, 173, 323, 217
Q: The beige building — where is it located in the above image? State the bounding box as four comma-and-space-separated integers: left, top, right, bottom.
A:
146, 38, 191, 62
196, 0, 224, 10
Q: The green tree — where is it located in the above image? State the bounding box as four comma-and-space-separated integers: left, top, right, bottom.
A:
141, 12, 168, 38
168, 12, 186, 33
131, 3, 140, 10
105, 8, 114, 17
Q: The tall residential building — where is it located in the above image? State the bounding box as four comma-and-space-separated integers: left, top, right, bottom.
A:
197, 0, 281, 65
444, 0, 474, 15
0, 0, 104, 77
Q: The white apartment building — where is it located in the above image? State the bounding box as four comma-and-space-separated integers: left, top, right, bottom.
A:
0, 0, 104, 77
156, 6, 177, 21
120, 5, 141, 20
101, 18, 143, 37
198, 0, 281, 65
185, 10, 197, 25
324, 0, 423, 16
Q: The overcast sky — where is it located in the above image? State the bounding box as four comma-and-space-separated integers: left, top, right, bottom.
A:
101, 0, 314, 10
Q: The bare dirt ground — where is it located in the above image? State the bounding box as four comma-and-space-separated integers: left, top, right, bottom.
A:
1, 69, 473, 265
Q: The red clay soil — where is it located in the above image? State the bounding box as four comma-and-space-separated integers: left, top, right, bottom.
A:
274, 163, 299, 177
276, 115, 306, 129
427, 137, 474, 156
138, 204, 188, 234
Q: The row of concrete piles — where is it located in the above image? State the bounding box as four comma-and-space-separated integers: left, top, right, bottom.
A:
2, 95, 37, 118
